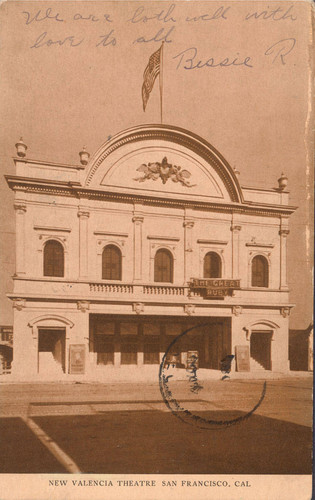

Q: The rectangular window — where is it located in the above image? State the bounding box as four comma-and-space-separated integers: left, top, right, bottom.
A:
165, 323, 183, 336
121, 340, 138, 365
95, 322, 115, 335
97, 350, 114, 365
143, 323, 160, 336
144, 336, 160, 364
120, 323, 138, 335
95, 335, 114, 365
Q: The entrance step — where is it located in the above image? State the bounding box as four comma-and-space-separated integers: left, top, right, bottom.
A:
39, 352, 64, 377
250, 356, 266, 371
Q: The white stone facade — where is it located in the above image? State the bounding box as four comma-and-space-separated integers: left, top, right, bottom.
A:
5, 125, 296, 380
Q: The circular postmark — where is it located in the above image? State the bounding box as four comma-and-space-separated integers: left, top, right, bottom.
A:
159, 322, 266, 430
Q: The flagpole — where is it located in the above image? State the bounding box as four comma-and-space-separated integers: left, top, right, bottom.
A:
159, 42, 164, 124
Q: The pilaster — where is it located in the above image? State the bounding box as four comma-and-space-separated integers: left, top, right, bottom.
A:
14, 202, 27, 275
132, 216, 144, 281
231, 224, 242, 278
78, 209, 90, 279
279, 228, 290, 289
183, 220, 194, 283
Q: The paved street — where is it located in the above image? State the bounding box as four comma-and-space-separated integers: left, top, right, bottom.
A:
0, 375, 312, 474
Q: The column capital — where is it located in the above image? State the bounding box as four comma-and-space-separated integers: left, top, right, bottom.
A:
132, 216, 144, 224
231, 225, 242, 232
77, 210, 90, 219
14, 203, 27, 214
279, 229, 290, 237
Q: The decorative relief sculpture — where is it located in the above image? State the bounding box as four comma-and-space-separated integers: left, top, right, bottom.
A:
14, 203, 27, 214
184, 304, 195, 315
13, 298, 26, 311
133, 303, 144, 315
280, 307, 290, 318
77, 301, 90, 312
232, 305, 242, 316
134, 157, 196, 187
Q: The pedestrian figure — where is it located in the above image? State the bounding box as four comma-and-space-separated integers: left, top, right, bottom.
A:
220, 354, 234, 380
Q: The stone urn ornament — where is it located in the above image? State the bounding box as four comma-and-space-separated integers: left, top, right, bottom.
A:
15, 138, 27, 157
79, 146, 90, 166
278, 173, 288, 191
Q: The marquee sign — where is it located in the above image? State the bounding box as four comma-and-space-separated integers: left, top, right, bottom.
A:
189, 279, 241, 299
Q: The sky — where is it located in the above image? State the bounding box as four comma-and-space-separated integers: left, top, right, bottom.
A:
0, 0, 313, 329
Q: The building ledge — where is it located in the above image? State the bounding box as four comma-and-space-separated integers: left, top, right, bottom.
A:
13, 157, 85, 170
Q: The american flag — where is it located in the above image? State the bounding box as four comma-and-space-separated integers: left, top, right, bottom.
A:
142, 46, 161, 111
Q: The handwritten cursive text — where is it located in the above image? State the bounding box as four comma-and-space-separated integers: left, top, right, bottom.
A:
30, 32, 84, 49
127, 4, 176, 23
173, 47, 253, 70
134, 26, 175, 44
264, 38, 296, 64
186, 6, 230, 22
22, 8, 64, 25
245, 5, 297, 21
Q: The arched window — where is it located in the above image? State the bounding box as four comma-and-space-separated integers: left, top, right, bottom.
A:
251, 255, 269, 287
204, 252, 221, 278
102, 245, 122, 280
44, 240, 64, 277
154, 249, 173, 283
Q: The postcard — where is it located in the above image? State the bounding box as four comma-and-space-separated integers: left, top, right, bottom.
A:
0, 1, 313, 499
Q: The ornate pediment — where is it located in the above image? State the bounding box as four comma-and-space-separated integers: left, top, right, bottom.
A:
83, 125, 243, 203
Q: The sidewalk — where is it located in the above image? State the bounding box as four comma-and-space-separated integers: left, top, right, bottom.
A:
0, 368, 312, 384
0, 374, 312, 427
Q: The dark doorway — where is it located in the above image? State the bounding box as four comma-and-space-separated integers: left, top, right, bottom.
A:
0, 346, 13, 374
89, 315, 231, 370
206, 321, 232, 369
38, 329, 66, 373
250, 331, 272, 370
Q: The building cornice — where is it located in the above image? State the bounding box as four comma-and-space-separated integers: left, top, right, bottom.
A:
7, 292, 295, 306
5, 175, 297, 217
5, 175, 81, 190
242, 185, 289, 194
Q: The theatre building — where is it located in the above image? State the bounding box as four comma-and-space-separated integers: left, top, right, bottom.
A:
5, 125, 296, 380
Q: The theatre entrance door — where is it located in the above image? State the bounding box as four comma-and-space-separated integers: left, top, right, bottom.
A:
250, 330, 272, 370
38, 328, 66, 375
